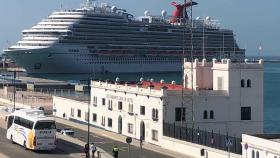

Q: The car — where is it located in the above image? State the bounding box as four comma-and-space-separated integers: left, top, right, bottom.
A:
61, 128, 75, 136
36, 107, 45, 111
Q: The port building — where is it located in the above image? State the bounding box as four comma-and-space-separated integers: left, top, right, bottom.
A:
242, 134, 280, 158
53, 58, 264, 157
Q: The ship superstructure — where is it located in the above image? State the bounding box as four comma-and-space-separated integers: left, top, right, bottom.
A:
4, 0, 245, 74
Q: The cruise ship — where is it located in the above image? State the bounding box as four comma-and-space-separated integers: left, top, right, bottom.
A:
4, 0, 245, 74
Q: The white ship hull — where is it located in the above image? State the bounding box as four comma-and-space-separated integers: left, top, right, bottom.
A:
6, 45, 182, 74
4, 3, 245, 74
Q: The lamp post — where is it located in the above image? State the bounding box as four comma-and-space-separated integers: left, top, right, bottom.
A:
8, 68, 24, 112
87, 78, 91, 158
13, 71, 15, 111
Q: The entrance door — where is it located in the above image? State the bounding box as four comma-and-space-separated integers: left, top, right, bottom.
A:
140, 121, 145, 140
118, 116, 122, 134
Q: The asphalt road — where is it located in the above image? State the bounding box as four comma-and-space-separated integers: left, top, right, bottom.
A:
57, 123, 174, 158
0, 126, 83, 158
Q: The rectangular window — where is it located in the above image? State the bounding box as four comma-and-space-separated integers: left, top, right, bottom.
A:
128, 123, 133, 134
77, 109, 81, 118
93, 96, 97, 106
92, 113, 97, 122
175, 107, 186, 121
108, 118, 112, 127
217, 77, 224, 90
101, 116, 106, 126
128, 104, 133, 114
85, 112, 89, 121
140, 106, 145, 115
108, 100, 113, 111
70, 108, 74, 117
152, 130, 158, 141
118, 101, 123, 110
152, 109, 159, 121
241, 107, 251, 120
102, 98, 106, 106
14, 116, 34, 129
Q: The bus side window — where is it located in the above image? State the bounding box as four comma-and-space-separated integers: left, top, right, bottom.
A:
7, 116, 14, 129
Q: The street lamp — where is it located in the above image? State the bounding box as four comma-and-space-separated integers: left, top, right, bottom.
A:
87, 78, 91, 158
10, 70, 16, 112
8, 68, 24, 112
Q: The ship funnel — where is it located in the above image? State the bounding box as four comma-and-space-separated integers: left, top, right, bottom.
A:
171, 1, 198, 23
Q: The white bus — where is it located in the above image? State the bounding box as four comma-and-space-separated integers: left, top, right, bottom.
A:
6, 109, 56, 150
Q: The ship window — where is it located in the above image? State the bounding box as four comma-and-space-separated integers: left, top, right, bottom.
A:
34, 63, 42, 70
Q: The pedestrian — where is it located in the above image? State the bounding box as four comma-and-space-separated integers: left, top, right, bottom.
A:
90, 143, 97, 158
112, 145, 119, 158
84, 143, 89, 158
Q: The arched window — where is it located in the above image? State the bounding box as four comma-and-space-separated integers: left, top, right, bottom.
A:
256, 151, 259, 158
252, 150, 255, 158
203, 110, 208, 119
247, 79, 251, 88
210, 110, 214, 119
241, 79, 245, 88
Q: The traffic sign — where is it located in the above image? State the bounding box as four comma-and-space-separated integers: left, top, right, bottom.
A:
226, 139, 232, 147
126, 137, 132, 144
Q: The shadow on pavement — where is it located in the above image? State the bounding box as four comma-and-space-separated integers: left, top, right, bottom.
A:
34, 138, 83, 155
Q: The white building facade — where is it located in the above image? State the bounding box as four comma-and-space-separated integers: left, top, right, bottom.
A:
53, 58, 264, 150
183, 59, 264, 136
242, 134, 280, 158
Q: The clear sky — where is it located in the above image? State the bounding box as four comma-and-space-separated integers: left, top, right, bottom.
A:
0, 0, 279, 56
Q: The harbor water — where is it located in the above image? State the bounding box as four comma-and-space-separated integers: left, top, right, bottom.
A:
29, 62, 280, 133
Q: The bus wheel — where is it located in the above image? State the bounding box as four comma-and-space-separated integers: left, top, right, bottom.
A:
10, 135, 14, 144
23, 141, 27, 150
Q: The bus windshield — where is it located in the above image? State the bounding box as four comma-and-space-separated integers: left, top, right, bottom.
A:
34, 121, 56, 130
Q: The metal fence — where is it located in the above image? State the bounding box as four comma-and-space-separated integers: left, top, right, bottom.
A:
14, 87, 88, 97
163, 122, 242, 154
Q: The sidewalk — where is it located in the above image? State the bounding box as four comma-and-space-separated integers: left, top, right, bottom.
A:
0, 153, 9, 158
56, 117, 193, 158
